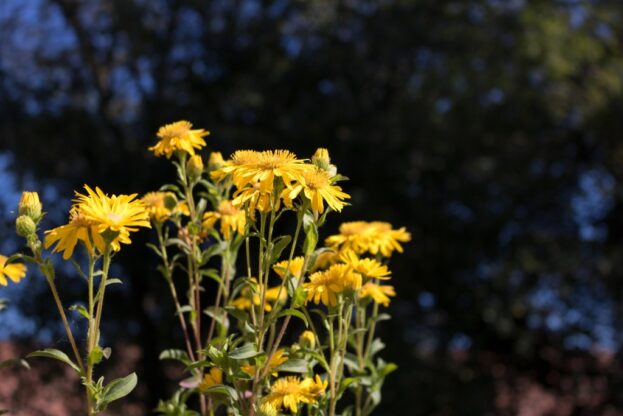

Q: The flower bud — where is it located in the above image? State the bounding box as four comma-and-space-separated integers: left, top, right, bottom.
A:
15, 215, 36, 237
208, 152, 225, 171
299, 330, 316, 349
187, 155, 204, 181
18, 191, 42, 222
312, 148, 337, 176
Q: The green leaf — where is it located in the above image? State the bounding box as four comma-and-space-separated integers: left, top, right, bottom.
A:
229, 343, 261, 360
88, 346, 104, 366
99, 372, 138, 408
27, 349, 81, 374
378, 362, 398, 378
303, 221, 318, 256
277, 308, 308, 328
267, 235, 292, 265
338, 377, 359, 396
69, 304, 90, 319
202, 384, 238, 401
106, 278, 123, 286
0, 358, 30, 370
0, 299, 8, 312
274, 359, 309, 373
159, 349, 191, 365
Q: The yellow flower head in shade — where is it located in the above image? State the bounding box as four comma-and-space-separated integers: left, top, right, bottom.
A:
273, 256, 305, 279
44, 207, 106, 259
74, 185, 151, 251
242, 348, 288, 377
232, 183, 274, 216
338, 250, 391, 280
264, 375, 326, 414
359, 282, 396, 307
281, 167, 350, 215
142, 192, 174, 223
325, 221, 411, 257
304, 264, 362, 307
202, 200, 246, 240
231, 281, 287, 312
310, 249, 339, 272
0, 255, 26, 286
311, 148, 337, 176
198, 367, 223, 393
298, 330, 316, 349
149, 120, 209, 158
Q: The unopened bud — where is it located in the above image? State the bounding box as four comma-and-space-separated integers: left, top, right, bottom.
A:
312, 148, 337, 176
187, 155, 204, 181
18, 191, 42, 222
16, 215, 36, 237
299, 330, 316, 349
208, 152, 225, 171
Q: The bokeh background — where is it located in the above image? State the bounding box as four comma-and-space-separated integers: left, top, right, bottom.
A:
2, 0, 623, 415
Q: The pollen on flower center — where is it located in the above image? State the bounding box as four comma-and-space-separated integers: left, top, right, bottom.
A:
304, 170, 330, 190
106, 212, 123, 223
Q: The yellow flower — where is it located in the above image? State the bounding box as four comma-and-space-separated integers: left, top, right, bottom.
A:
202, 200, 246, 240
359, 282, 396, 307
198, 367, 223, 393
149, 120, 209, 158
142, 192, 174, 223
210, 150, 261, 182
74, 185, 150, 251
304, 264, 362, 307
298, 330, 316, 349
230, 150, 309, 192
311, 148, 337, 175
325, 221, 411, 257
264, 376, 324, 414
44, 207, 106, 259
310, 249, 339, 272
231, 282, 287, 312
186, 154, 204, 179
232, 183, 273, 215
300, 375, 327, 397
175, 201, 190, 216
242, 348, 288, 377
338, 250, 391, 280
0, 255, 26, 286
273, 256, 305, 279
282, 167, 350, 215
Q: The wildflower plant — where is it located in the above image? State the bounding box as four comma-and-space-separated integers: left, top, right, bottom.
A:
146, 121, 411, 416
11, 187, 149, 415
7, 120, 410, 416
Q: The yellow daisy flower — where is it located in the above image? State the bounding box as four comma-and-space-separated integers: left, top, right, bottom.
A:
257, 402, 278, 416
210, 150, 261, 182
149, 120, 209, 158
74, 185, 150, 251
281, 167, 350, 215
198, 367, 223, 393
232, 183, 274, 215
44, 207, 106, 259
338, 250, 391, 280
359, 282, 396, 307
202, 200, 246, 240
242, 348, 288, 377
142, 192, 174, 223
231, 150, 309, 192
298, 330, 316, 349
304, 264, 362, 307
273, 256, 305, 279
325, 221, 411, 257
0, 255, 26, 286
264, 376, 323, 414
310, 249, 339, 272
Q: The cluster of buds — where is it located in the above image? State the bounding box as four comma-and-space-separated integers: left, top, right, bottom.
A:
15, 191, 43, 251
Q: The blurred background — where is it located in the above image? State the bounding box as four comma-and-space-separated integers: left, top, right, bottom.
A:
2, 0, 623, 415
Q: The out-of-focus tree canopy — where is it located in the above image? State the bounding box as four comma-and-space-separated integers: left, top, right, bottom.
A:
2, 0, 623, 414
